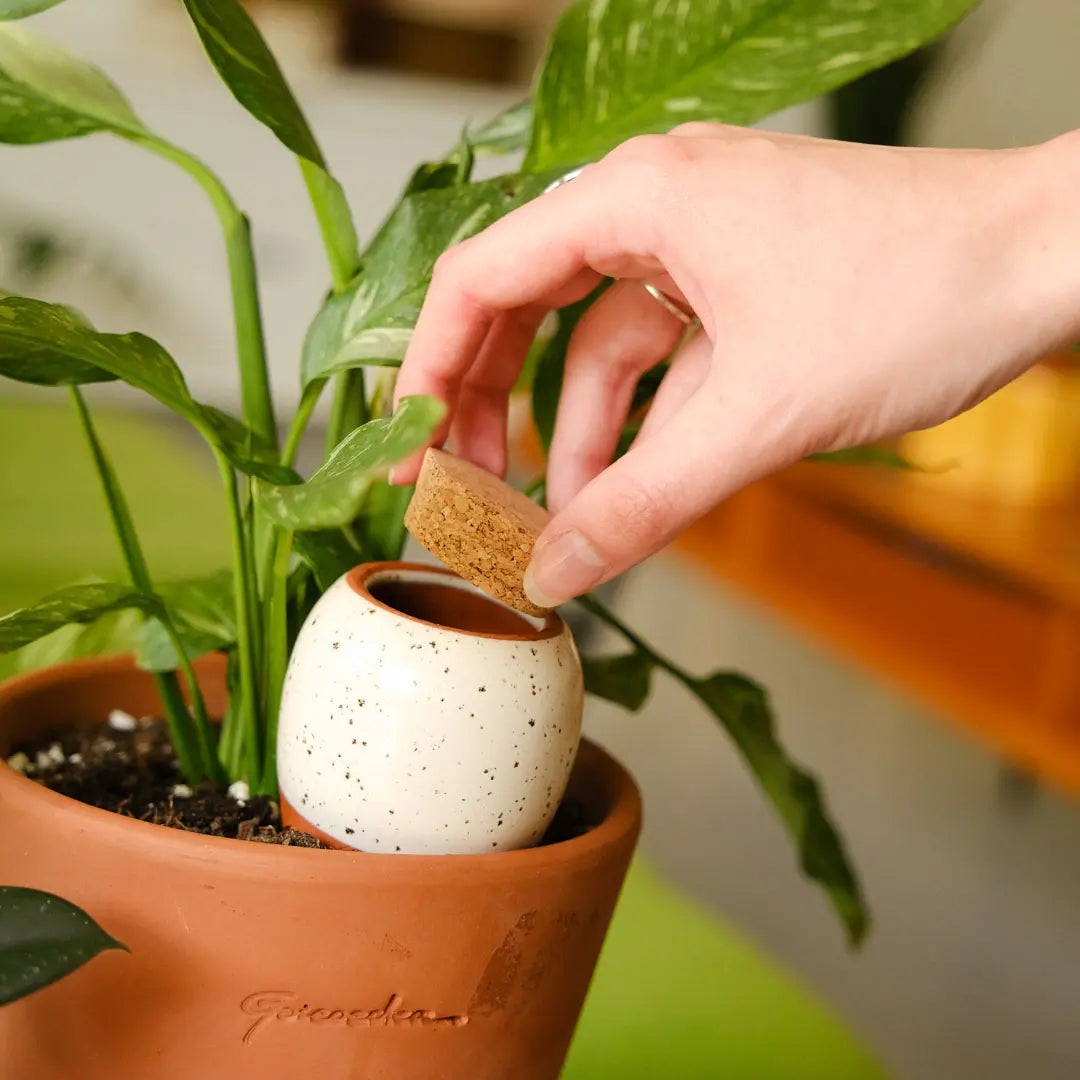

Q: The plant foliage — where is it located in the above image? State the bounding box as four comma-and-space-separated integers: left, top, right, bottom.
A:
0, 0, 982, 946
0, 887, 125, 1005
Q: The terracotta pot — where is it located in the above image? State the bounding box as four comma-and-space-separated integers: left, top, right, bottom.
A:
0, 656, 640, 1079
279, 562, 584, 854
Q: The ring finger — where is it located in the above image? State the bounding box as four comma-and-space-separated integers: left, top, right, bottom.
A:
547, 278, 691, 513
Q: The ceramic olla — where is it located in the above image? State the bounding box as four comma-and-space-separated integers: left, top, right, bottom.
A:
277, 562, 584, 854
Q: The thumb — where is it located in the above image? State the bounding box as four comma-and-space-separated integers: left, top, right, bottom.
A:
523, 389, 752, 607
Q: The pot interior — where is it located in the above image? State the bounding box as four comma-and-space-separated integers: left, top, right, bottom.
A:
0, 654, 229, 757
355, 565, 560, 641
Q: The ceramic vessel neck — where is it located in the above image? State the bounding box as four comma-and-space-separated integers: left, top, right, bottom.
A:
347, 563, 561, 641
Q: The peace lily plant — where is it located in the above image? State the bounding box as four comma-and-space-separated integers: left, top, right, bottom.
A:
0, 0, 981, 1005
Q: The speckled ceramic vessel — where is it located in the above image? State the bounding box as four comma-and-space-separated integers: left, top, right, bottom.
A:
277, 562, 584, 854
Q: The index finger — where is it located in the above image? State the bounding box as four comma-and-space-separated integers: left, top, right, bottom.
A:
391, 150, 672, 482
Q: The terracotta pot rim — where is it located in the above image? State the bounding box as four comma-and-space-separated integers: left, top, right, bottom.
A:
346, 561, 563, 641
0, 655, 640, 882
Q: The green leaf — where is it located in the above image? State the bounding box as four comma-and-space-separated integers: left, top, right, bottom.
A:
0, 296, 281, 479
299, 159, 361, 284
292, 530, 361, 592
300, 286, 413, 387
357, 481, 414, 562
0, 887, 125, 1005
1, 605, 144, 678
179, 0, 324, 166
469, 99, 531, 156
0, 0, 67, 19
0, 294, 186, 400
136, 624, 221, 674
285, 564, 319, 646
689, 672, 868, 946
136, 571, 236, 672
258, 396, 445, 531
403, 131, 474, 196
301, 171, 561, 389
578, 593, 867, 946
0, 299, 117, 385
0, 24, 145, 144
526, 0, 980, 171
0, 583, 159, 654
200, 406, 295, 484
809, 446, 920, 469
300, 288, 405, 389
582, 649, 654, 711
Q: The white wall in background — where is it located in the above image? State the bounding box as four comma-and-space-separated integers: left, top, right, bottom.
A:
913, 0, 1080, 147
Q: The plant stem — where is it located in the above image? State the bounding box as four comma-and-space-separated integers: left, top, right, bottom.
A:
68, 387, 220, 783
136, 135, 277, 453
158, 619, 225, 782
153, 673, 209, 784
580, 595, 868, 946
136, 133, 281, 789
282, 379, 326, 468
217, 651, 244, 778
578, 593, 680, 680
325, 369, 368, 456
297, 156, 366, 460
299, 158, 361, 295
216, 452, 262, 784
218, 701, 243, 777
226, 213, 276, 446
260, 528, 294, 793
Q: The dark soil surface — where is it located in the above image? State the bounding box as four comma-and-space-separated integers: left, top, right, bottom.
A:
8, 715, 326, 846
8, 715, 590, 849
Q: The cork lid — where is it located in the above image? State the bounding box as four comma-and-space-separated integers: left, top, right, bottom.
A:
403, 448, 550, 616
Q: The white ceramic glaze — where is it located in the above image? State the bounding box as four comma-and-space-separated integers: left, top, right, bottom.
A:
277, 563, 584, 854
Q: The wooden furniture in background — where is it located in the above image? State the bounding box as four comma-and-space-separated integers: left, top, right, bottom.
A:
900, 353, 1080, 507
676, 463, 1080, 800
341, 0, 562, 84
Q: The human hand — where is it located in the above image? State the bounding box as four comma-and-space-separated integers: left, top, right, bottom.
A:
393, 124, 1080, 606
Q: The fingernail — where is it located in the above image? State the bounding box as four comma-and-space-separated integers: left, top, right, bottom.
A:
524, 530, 606, 608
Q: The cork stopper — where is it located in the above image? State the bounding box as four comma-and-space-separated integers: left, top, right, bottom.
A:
404, 448, 550, 616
